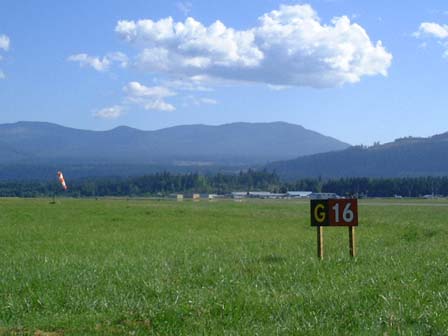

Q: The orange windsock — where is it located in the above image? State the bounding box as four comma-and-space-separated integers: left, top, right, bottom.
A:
57, 171, 68, 190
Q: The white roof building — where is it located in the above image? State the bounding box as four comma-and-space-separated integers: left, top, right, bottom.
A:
310, 193, 340, 199
287, 191, 313, 198
248, 191, 272, 198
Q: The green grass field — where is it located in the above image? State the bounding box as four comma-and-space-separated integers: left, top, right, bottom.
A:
1, 198, 447, 335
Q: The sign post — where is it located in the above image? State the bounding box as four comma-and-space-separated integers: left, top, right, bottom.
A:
317, 226, 324, 259
349, 227, 356, 257
310, 199, 358, 259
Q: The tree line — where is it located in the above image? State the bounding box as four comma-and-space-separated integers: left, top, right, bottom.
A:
0, 170, 447, 198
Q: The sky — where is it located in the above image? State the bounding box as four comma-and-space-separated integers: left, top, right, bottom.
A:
1, 0, 448, 145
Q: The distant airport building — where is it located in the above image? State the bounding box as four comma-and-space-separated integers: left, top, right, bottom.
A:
310, 193, 340, 199
248, 191, 272, 199
287, 191, 313, 198
230, 191, 335, 199
269, 193, 287, 199
231, 192, 248, 199
169, 193, 184, 200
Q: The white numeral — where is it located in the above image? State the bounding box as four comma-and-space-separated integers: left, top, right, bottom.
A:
332, 202, 354, 223
343, 203, 354, 222
332, 203, 340, 222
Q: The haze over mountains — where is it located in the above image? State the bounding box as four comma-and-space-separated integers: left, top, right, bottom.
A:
2, 121, 448, 181
268, 133, 448, 179
0, 121, 348, 180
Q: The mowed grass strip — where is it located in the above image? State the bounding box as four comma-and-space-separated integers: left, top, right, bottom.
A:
0, 198, 447, 335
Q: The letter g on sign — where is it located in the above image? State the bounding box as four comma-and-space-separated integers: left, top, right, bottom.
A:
311, 200, 329, 226
314, 204, 326, 223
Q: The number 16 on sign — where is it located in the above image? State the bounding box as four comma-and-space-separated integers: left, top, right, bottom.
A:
310, 199, 358, 259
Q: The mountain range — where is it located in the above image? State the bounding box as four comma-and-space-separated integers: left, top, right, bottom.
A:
3, 121, 448, 181
268, 133, 448, 179
0, 121, 349, 180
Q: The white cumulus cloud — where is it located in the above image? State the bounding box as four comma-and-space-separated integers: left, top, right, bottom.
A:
68, 52, 128, 71
124, 81, 176, 111
185, 95, 218, 106
115, 4, 392, 88
94, 105, 125, 119
0, 34, 10, 79
143, 100, 176, 112
415, 22, 448, 39
124, 81, 175, 98
414, 22, 448, 58
107, 52, 129, 67
164, 76, 213, 92
68, 54, 110, 71
0, 34, 10, 51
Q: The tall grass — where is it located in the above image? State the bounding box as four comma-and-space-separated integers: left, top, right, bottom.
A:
0, 198, 447, 335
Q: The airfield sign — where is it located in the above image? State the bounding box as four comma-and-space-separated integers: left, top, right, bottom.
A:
311, 199, 358, 226
310, 199, 358, 259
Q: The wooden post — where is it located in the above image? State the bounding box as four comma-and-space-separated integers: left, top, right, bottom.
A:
349, 227, 356, 257
317, 226, 324, 260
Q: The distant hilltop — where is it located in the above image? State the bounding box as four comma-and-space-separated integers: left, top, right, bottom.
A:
267, 132, 448, 179
0, 121, 349, 180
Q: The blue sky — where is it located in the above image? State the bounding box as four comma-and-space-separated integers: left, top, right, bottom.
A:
1, 0, 448, 145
